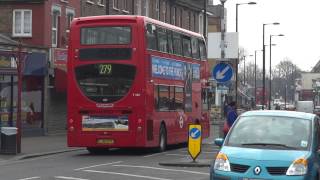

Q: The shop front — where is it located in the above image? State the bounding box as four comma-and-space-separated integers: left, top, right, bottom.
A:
0, 50, 47, 136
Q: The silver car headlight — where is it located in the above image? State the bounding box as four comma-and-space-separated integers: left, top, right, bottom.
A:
214, 152, 231, 172
286, 158, 308, 176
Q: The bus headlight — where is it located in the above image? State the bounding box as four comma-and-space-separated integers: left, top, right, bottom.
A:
214, 152, 231, 172
286, 158, 307, 176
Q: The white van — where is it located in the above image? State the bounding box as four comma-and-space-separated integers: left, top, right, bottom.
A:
295, 101, 314, 113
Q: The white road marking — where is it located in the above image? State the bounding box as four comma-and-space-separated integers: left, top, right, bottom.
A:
180, 150, 218, 154
143, 152, 166, 158
17, 177, 41, 180
165, 153, 189, 157
83, 170, 172, 180
113, 165, 209, 175
55, 176, 89, 180
74, 161, 122, 171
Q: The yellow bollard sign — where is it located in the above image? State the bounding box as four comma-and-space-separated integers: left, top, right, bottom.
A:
188, 124, 202, 161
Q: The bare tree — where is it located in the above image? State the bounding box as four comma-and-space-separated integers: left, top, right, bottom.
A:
272, 58, 301, 102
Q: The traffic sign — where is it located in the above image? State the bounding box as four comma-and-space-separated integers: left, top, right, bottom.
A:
212, 63, 233, 83
188, 124, 202, 161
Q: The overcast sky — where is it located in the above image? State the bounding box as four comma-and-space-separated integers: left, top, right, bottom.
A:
217, 0, 320, 71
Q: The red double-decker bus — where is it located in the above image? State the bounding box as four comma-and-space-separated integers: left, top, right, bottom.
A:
67, 15, 211, 153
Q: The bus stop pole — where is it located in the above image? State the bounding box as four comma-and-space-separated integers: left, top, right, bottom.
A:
16, 41, 22, 153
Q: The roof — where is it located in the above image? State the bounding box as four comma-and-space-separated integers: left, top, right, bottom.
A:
0, 34, 18, 45
240, 110, 316, 120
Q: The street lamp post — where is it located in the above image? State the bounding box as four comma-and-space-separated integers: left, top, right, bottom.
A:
243, 54, 253, 86
220, 0, 227, 60
284, 84, 287, 110
262, 22, 279, 110
268, 34, 284, 110
235, 2, 256, 106
219, 0, 227, 121
254, 50, 262, 104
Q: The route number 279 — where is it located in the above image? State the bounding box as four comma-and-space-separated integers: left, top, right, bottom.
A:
99, 64, 112, 75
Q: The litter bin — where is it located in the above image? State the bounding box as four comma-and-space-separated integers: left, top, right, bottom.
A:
0, 127, 17, 154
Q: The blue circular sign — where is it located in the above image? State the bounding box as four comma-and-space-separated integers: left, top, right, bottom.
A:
189, 128, 201, 139
212, 63, 233, 83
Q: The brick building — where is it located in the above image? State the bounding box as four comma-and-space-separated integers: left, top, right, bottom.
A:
0, 0, 80, 135
0, 0, 212, 135
80, 0, 207, 35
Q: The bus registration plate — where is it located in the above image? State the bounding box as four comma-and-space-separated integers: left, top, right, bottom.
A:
97, 139, 114, 144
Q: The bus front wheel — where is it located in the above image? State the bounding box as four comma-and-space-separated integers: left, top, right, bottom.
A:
158, 125, 167, 152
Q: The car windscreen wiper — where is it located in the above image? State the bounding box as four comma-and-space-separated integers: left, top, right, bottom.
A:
241, 143, 298, 150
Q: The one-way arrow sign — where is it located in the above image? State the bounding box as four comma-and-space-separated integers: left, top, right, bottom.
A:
212, 63, 233, 83
188, 125, 202, 161
190, 129, 200, 139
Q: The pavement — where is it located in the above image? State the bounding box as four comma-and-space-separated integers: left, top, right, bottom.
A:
0, 122, 222, 167
0, 134, 83, 163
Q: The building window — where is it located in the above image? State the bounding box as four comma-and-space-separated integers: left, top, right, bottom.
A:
12, 9, 32, 37
208, 0, 214, 5
52, 6, 61, 47
176, 8, 180, 26
137, 0, 142, 15
199, 13, 203, 34
66, 8, 75, 30
123, 0, 129, 12
143, 0, 149, 17
172, 7, 176, 25
162, 1, 166, 22
113, 0, 119, 9
193, 13, 196, 32
97, 0, 105, 6
155, 0, 159, 20
188, 11, 191, 30
180, 9, 183, 27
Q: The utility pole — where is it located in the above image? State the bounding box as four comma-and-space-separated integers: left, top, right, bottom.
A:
16, 40, 22, 153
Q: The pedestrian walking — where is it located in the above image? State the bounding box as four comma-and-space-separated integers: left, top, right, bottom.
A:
223, 101, 238, 137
